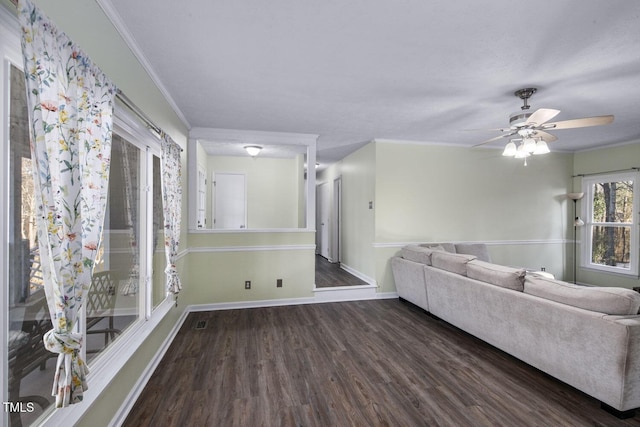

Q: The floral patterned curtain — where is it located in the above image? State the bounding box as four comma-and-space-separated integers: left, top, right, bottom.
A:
19, 0, 116, 407
161, 135, 183, 296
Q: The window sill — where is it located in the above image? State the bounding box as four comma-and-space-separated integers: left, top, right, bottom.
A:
580, 264, 640, 279
36, 297, 175, 426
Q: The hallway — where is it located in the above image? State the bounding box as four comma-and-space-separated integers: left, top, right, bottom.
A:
314, 255, 368, 288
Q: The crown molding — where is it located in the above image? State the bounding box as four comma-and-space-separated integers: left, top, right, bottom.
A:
96, 0, 191, 130
190, 127, 318, 147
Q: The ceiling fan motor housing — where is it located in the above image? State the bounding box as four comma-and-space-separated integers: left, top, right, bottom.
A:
510, 87, 537, 128
509, 111, 533, 128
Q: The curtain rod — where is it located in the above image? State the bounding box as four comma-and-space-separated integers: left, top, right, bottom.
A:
116, 89, 183, 151
116, 89, 162, 137
573, 167, 640, 178
12, 1, 183, 152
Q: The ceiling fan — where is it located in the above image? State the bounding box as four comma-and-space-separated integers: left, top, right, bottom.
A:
473, 88, 614, 160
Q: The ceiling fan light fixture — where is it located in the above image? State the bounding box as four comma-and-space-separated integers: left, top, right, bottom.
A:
502, 141, 517, 156
523, 137, 537, 153
244, 145, 263, 157
514, 143, 531, 158
533, 139, 550, 155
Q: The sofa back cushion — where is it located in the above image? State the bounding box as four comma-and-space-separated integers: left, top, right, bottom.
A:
467, 260, 525, 291
524, 275, 640, 315
400, 245, 446, 266
455, 243, 491, 262
431, 251, 477, 276
419, 242, 456, 253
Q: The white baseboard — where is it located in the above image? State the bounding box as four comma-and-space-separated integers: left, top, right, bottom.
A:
376, 291, 399, 299
313, 284, 378, 302
340, 263, 377, 286
187, 296, 317, 313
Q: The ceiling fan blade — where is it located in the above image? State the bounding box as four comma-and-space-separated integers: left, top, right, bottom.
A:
472, 132, 515, 148
526, 108, 561, 126
543, 115, 614, 130
534, 130, 558, 142
463, 127, 510, 132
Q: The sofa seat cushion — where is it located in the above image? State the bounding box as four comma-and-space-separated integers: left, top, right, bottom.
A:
401, 245, 446, 265
431, 251, 477, 276
524, 276, 640, 315
467, 260, 525, 291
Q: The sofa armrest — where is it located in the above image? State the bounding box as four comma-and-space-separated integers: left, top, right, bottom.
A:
391, 257, 429, 311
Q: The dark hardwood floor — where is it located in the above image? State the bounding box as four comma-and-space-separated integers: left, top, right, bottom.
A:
315, 255, 368, 288
123, 300, 640, 426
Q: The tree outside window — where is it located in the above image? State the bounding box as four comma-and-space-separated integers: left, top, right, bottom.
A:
583, 172, 638, 275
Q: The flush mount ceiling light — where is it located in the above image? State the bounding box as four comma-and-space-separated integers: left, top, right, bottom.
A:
244, 145, 263, 157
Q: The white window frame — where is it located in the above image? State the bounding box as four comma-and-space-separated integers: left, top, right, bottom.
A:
0, 7, 172, 425
0, 11, 22, 427
581, 171, 639, 277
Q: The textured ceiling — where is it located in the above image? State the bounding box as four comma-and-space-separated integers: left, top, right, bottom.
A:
104, 0, 640, 165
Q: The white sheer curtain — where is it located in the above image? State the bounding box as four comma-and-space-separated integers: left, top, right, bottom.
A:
19, 0, 116, 407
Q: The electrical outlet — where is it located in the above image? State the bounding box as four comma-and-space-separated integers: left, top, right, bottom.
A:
245, 280, 251, 289
277, 279, 283, 288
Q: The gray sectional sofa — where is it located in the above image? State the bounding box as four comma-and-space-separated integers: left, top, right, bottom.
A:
391, 242, 640, 418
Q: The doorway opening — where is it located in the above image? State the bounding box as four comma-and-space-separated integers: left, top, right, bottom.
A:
315, 176, 365, 287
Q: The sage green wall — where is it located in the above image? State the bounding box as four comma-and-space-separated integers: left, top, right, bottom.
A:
208, 155, 301, 229
573, 141, 640, 288
296, 154, 306, 227
185, 231, 316, 303
317, 143, 377, 281
374, 142, 573, 243
374, 141, 574, 290
318, 141, 574, 290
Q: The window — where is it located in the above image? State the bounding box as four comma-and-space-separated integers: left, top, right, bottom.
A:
2, 57, 166, 426
582, 171, 639, 276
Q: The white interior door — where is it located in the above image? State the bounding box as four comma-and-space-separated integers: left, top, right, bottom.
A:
196, 165, 207, 228
332, 177, 342, 263
317, 182, 331, 259
214, 172, 246, 229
